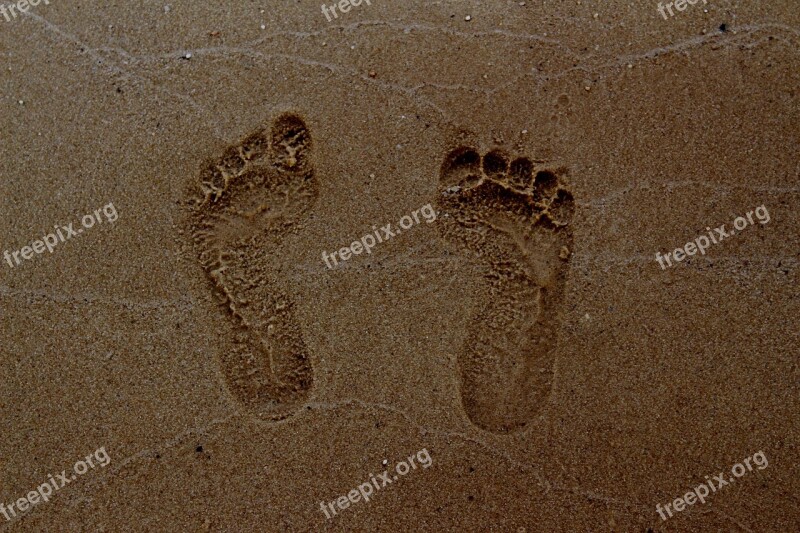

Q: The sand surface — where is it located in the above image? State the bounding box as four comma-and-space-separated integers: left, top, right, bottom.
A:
1, 1, 798, 531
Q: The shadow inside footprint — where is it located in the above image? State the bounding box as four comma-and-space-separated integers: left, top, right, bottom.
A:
187, 112, 317, 422
437, 146, 576, 434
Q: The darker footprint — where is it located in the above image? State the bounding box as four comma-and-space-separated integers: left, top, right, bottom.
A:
187, 113, 317, 421
437, 147, 575, 433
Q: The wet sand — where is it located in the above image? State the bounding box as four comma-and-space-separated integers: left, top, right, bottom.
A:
1, 1, 798, 531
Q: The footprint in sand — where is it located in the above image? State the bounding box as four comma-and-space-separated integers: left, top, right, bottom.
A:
437, 146, 575, 434
187, 113, 317, 421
